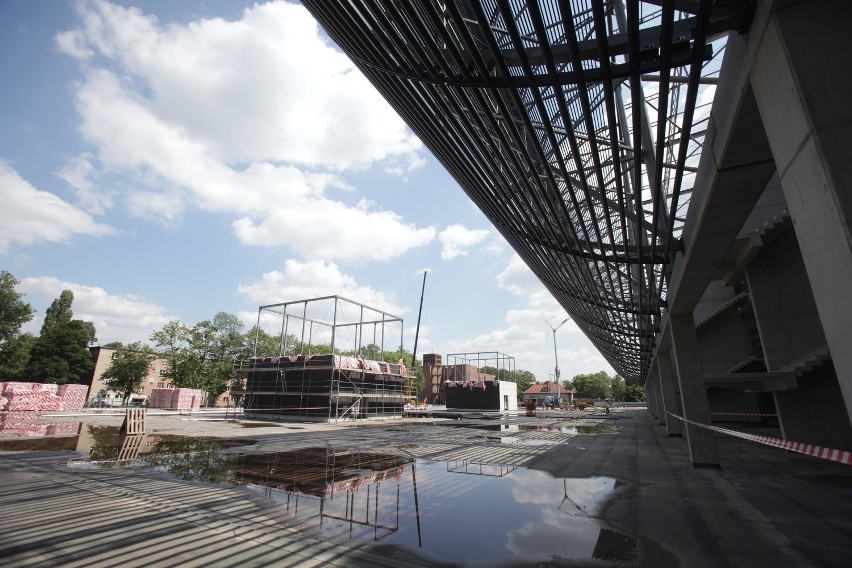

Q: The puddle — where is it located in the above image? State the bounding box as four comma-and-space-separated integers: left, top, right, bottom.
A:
12, 419, 636, 566
518, 423, 620, 435
67, 439, 633, 566
0, 413, 82, 440
242, 452, 633, 566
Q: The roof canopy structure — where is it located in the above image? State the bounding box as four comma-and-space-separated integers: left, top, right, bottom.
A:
302, 1, 751, 382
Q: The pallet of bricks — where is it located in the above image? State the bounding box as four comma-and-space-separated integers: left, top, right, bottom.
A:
148, 388, 202, 411
0, 382, 89, 412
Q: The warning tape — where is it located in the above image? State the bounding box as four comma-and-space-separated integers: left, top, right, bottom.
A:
666, 411, 852, 466
231, 406, 331, 412
709, 412, 777, 417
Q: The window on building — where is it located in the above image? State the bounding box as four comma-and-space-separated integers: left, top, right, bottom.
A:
157, 382, 164, 388
167, 384, 174, 389
159, 370, 167, 376
111, 352, 119, 360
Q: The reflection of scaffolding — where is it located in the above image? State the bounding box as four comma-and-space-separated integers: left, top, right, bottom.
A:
446, 461, 516, 477
233, 448, 415, 541
234, 296, 409, 422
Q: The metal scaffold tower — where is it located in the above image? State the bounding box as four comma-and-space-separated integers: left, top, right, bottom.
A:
234, 296, 409, 422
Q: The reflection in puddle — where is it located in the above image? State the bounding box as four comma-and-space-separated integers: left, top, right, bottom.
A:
68, 437, 633, 566
0, 412, 82, 440
518, 423, 621, 435
39, 422, 635, 566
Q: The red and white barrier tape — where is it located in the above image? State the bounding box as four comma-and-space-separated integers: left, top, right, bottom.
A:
230, 406, 331, 412
666, 411, 852, 466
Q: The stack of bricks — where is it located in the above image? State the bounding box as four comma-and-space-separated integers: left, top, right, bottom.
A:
3, 383, 62, 411
57, 384, 89, 411
0, 381, 91, 412
173, 388, 202, 411
148, 388, 202, 410
148, 388, 174, 409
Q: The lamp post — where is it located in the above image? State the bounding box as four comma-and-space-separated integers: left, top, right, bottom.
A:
547, 316, 569, 409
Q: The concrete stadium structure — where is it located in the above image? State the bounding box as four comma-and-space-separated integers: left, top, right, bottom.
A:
302, 0, 852, 466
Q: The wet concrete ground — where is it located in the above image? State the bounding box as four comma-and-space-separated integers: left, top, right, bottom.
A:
1, 408, 851, 566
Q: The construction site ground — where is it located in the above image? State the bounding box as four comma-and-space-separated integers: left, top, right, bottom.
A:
1, 407, 850, 567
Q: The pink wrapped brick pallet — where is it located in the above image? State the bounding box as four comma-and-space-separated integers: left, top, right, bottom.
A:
0, 381, 90, 412
57, 384, 89, 411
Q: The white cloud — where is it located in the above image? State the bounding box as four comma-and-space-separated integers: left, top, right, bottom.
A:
0, 161, 113, 253
438, 224, 490, 260
232, 201, 436, 260
55, 0, 434, 260
18, 276, 176, 344
237, 259, 405, 315
57, 152, 113, 215
433, 254, 613, 381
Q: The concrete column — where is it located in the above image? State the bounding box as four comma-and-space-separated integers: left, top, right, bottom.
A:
669, 314, 719, 467
657, 350, 683, 437
645, 376, 657, 418
647, 369, 662, 423
652, 369, 666, 425
750, 0, 852, 423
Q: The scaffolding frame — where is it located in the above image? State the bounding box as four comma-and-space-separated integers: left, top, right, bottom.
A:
444, 351, 516, 381
235, 296, 409, 422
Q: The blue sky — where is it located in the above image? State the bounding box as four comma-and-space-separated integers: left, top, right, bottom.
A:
0, 0, 614, 382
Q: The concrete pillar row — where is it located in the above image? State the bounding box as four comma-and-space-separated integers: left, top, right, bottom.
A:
749, 0, 852, 423
669, 314, 719, 467
657, 350, 683, 437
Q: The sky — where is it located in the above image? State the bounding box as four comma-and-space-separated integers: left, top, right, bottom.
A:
0, 0, 615, 383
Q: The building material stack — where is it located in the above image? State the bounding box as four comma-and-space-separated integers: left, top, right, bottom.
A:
148, 387, 202, 411
0, 382, 91, 412
3, 382, 63, 412
57, 384, 89, 411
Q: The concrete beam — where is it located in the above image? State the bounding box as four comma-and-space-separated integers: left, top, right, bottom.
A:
749, 0, 852, 419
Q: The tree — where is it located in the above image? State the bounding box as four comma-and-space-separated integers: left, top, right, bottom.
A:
101, 342, 156, 402
151, 313, 250, 405
25, 290, 96, 384
623, 383, 646, 402
572, 371, 613, 399
0, 333, 36, 381
0, 270, 34, 342
479, 366, 536, 395
610, 374, 626, 401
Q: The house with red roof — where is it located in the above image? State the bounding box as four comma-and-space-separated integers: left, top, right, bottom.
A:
522, 381, 577, 408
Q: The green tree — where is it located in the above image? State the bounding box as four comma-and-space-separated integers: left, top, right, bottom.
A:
25, 291, 96, 384
623, 383, 646, 402
610, 374, 626, 401
0, 333, 36, 381
479, 366, 536, 395
0, 270, 34, 342
101, 342, 157, 401
572, 370, 613, 399
151, 313, 250, 405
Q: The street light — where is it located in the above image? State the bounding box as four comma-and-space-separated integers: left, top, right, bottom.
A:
547, 316, 570, 409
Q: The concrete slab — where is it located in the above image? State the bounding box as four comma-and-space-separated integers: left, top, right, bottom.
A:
1, 408, 850, 567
